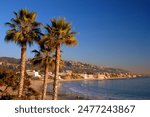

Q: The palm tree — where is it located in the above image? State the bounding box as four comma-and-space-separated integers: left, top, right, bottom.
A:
32, 46, 54, 100
5, 9, 42, 98
32, 24, 55, 100
51, 18, 78, 100
32, 47, 64, 100
33, 24, 65, 100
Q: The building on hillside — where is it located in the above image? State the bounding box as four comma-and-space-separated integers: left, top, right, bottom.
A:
97, 74, 106, 79
78, 74, 95, 79
66, 70, 72, 75
26, 70, 41, 78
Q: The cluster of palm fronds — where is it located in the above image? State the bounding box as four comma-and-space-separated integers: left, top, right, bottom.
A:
4, 9, 78, 100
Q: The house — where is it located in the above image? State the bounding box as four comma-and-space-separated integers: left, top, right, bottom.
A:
26, 70, 41, 78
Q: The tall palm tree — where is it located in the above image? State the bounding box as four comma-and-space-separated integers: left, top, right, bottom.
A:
5, 9, 42, 98
51, 18, 78, 100
32, 46, 54, 100
34, 24, 64, 100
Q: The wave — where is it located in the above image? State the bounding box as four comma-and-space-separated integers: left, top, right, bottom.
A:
47, 77, 150, 100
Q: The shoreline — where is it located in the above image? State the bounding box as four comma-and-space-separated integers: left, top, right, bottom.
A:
30, 76, 144, 100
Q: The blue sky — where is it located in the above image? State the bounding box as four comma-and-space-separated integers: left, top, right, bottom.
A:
0, 0, 150, 74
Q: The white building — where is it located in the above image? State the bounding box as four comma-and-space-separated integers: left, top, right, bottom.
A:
97, 74, 106, 79
78, 74, 95, 79
26, 70, 41, 78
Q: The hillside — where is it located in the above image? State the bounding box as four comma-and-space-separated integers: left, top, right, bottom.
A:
63, 60, 130, 74
0, 57, 131, 75
0, 57, 20, 64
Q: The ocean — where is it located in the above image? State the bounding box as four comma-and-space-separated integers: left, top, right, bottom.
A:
48, 77, 150, 100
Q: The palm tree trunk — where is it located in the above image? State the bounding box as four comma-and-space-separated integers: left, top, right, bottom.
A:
53, 44, 60, 100
18, 43, 26, 98
42, 63, 49, 100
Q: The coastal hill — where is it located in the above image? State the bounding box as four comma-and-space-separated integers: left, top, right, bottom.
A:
0, 57, 20, 64
0, 57, 138, 78
63, 60, 130, 74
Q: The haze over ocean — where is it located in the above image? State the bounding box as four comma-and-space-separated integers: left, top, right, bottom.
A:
0, 0, 150, 74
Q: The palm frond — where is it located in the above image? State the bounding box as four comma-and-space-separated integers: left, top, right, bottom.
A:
32, 49, 40, 54
5, 9, 42, 46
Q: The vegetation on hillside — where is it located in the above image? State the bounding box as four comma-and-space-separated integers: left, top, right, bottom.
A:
0, 69, 39, 100
0, 57, 131, 75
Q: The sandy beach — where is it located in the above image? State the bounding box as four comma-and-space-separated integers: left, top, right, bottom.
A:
30, 78, 99, 100
30, 77, 137, 100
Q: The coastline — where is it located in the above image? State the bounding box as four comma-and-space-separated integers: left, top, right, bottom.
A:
30, 76, 144, 100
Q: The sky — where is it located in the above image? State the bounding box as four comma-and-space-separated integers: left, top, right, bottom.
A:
0, 0, 150, 74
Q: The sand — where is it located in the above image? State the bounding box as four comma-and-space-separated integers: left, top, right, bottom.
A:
30, 78, 96, 100
30, 77, 137, 100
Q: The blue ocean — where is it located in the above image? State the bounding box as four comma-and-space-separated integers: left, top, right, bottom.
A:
48, 77, 150, 100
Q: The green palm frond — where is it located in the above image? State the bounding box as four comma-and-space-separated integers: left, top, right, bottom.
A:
64, 36, 78, 46
32, 49, 40, 55
5, 9, 42, 46
32, 47, 54, 67
5, 22, 16, 28
13, 12, 18, 17
50, 17, 78, 46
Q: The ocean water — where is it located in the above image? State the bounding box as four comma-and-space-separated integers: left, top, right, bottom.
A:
48, 77, 150, 100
